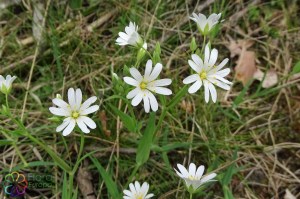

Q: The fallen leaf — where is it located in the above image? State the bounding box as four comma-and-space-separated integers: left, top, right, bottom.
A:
99, 111, 111, 137
180, 100, 193, 113
76, 160, 96, 199
284, 189, 296, 199
226, 35, 254, 58
235, 50, 257, 85
254, 68, 278, 88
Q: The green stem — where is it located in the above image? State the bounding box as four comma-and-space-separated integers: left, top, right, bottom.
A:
201, 35, 206, 56
125, 165, 140, 188
190, 192, 193, 199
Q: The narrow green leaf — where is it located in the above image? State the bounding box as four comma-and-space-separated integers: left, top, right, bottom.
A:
69, 0, 82, 9
0, 139, 13, 145
136, 112, 156, 166
167, 85, 188, 110
109, 104, 137, 132
190, 37, 197, 52
292, 61, 300, 74
62, 172, 68, 199
90, 157, 120, 199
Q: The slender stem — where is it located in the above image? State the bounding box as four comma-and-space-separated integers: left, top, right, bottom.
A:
190, 192, 193, 199
125, 165, 140, 188
201, 35, 206, 56
5, 94, 9, 114
76, 131, 85, 166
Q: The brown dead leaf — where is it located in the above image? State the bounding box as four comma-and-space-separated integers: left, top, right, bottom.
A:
76, 160, 96, 199
226, 35, 254, 58
253, 68, 278, 88
235, 51, 257, 85
99, 111, 111, 137
180, 100, 193, 113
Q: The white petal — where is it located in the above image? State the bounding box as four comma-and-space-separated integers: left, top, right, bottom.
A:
150, 79, 172, 87
215, 68, 230, 77
148, 92, 158, 112
134, 181, 141, 192
123, 190, 133, 197
196, 165, 205, 178
143, 95, 150, 113
52, 98, 69, 109
176, 164, 189, 177
207, 77, 231, 90
126, 87, 140, 99
82, 116, 97, 129
216, 58, 229, 71
75, 89, 82, 110
183, 74, 200, 84
204, 44, 210, 65
144, 60, 153, 79
189, 163, 196, 176
208, 83, 217, 103
80, 96, 97, 111
208, 49, 218, 67
191, 54, 204, 68
188, 60, 201, 73
76, 117, 90, 133
215, 75, 232, 85
188, 80, 202, 94
145, 193, 154, 198
131, 92, 143, 106
141, 182, 149, 195
123, 77, 139, 86
49, 107, 70, 116
129, 68, 143, 81
129, 183, 136, 194
80, 105, 99, 115
203, 80, 210, 103
200, 173, 217, 184
62, 119, 76, 136
148, 63, 162, 81
118, 32, 129, 40
150, 87, 172, 95
56, 119, 70, 132
68, 88, 76, 109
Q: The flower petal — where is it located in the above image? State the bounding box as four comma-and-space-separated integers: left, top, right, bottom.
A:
76, 117, 90, 133
126, 87, 140, 99
80, 105, 99, 115
203, 80, 210, 103
81, 116, 97, 129
216, 58, 229, 71
200, 173, 217, 184
68, 88, 76, 109
143, 95, 150, 113
204, 44, 210, 65
189, 163, 196, 177
188, 60, 201, 73
183, 74, 200, 84
196, 165, 205, 179
150, 79, 172, 87
188, 80, 202, 94
49, 107, 70, 116
123, 77, 139, 86
150, 87, 172, 95
176, 164, 189, 177
52, 98, 69, 109
148, 91, 158, 112
131, 92, 143, 106
144, 60, 153, 80
215, 68, 230, 77
62, 119, 76, 136
80, 96, 97, 111
208, 48, 218, 67
56, 119, 70, 132
148, 63, 162, 81
75, 88, 82, 110
192, 54, 204, 68
208, 83, 217, 103
129, 68, 143, 81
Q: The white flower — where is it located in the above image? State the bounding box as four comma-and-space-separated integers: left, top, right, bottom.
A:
183, 44, 232, 103
116, 21, 146, 49
0, 75, 17, 94
123, 181, 154, 199
175, 163, 217, 191
49, 88, 99, 136
123, 60, 172, 113
190, 13, 221, 34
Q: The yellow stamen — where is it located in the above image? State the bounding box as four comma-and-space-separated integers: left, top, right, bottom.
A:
72, 111, 79, 119
140, 82, 147, 90
199, 71, 207, 80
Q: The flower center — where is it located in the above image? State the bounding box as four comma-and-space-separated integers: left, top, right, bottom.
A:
140, 82, 147, 90
72, 111, 80, 119
135, 194, 143, 199
199, 71, 207, 80
188, 175, 196, 180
